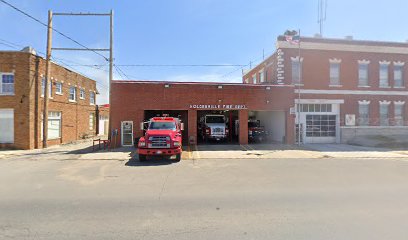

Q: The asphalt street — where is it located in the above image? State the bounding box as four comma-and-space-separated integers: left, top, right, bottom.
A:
1, 155, 408, 239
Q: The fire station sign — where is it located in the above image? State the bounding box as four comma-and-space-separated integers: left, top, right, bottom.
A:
189, 104, 247, 110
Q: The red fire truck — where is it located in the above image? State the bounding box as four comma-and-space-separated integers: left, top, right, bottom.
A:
137, 117, 184, 162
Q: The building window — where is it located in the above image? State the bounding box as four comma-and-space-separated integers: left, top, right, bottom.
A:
1, 74, 15, 95
41, 78, 52, 98
394, 102, 405, 126
244, 78, 249, 84
252, 74, 256, 84
330, 63, 340, 85
89, 113, 95, 130
49, 81, 52, 98
56, 82, 62, 94
298, 104, 332, 113
394, 65, 404, 87
41, 78, 45, 97
379, 63, 390, 87
90, 92, 95, 105
358, 103, 370, 126
291, 58, 302, 84
259, 70, 265, 83
80, 88, 85, 99
69, 87, 76, 102
358, 64, 369, 86
379, 103, 390, 126
41, 111, 61, 140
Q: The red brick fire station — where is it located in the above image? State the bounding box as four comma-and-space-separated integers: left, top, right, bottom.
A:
110, 35, 408, 147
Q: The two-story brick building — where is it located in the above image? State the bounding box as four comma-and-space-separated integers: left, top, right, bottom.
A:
244, 35, 408, 144
109, 35, 408, 147
0, 47, 99, 149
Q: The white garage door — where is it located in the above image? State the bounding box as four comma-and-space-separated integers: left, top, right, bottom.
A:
0, 109, 14, 143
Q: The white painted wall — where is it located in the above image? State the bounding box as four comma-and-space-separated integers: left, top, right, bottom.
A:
253, 111, 286, 143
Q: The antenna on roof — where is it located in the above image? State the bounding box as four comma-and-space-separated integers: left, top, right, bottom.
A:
317, 0, 327, 36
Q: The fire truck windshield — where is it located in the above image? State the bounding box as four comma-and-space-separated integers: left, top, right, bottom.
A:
206, 116, 225, 123
149, 122, 177, 130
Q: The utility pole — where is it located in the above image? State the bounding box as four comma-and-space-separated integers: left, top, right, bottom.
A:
108, 10, 114, 142
47, 10, 113, 146
43, 10, 53, 148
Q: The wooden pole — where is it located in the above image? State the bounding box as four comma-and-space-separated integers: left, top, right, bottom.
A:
43, 10, 53, 148
108, 9, 114, 147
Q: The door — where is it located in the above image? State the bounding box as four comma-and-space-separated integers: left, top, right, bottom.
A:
0, 109, 14, 143
98, 116, 108, 136
121, 121, 133, 146
305, 114, 337, 143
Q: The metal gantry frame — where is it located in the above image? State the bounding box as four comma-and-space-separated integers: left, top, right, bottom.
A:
43, 10, 113, 148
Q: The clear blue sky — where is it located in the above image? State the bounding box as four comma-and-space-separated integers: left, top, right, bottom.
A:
1, 0, 407, 104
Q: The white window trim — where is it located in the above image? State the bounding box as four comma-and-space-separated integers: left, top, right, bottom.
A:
259, 69, 265, 83
329, 62, 341, 86
89, 92, 96, 105
48, 81, 53, 99
358, 100, 371, 105
394, 101, 406, 105
394, 61, 405, 66
252, 73, 257, 83
379, 60, 391, 65
379, 100, 391, 105
69, 87, 77, 102
0, 72, 15, 96
291, 56, 304, 62
79, 88, 85, 100
358, 59, 370, 65
358, 62, 369, 87
55, 82, 63, 95
329, 58, 342, 64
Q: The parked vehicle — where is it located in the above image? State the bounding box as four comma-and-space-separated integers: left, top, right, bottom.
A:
137, 117, 184, 162
199, 114, 229, 142
248, 119, 268, 142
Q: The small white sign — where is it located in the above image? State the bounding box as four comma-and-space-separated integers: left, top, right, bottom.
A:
345, 114, 356, 126
290, 107, 296, 115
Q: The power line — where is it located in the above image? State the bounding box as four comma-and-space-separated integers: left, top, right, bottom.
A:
114, 64, 130, 80
0, 37, 110, 90
0, 0, 108, 61
221, 49, 274, 79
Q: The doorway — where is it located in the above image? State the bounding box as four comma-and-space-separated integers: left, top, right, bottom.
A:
121, 121, 134, 146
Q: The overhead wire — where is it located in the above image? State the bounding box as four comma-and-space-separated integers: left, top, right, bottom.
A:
0, 0, 108, 61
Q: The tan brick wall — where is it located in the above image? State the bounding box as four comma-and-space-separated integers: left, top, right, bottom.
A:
0, 52, 31, 149
0, 51, 98, 149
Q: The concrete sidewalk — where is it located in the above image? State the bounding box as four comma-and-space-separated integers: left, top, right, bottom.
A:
3, 141, 408, 161
303, 144, 408, 159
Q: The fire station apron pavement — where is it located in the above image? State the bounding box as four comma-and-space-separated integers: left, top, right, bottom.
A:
183, 144, 408, 160
184, 144, 325, 160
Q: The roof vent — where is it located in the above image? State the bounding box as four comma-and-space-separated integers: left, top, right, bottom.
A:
345, 36, 353, 40
314, 33, 322, 38
21, 46, 37, 55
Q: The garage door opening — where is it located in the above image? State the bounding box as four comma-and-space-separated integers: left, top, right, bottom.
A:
197, 110, 239, 144
144, 110, 189, 145
248, 111, 286, 144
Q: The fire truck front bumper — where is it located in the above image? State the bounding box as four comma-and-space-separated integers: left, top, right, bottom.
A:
138, 147, 182, 156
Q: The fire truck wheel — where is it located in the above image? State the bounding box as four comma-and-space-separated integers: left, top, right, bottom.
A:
139, 154, 147, 162
173, 153, 181, 162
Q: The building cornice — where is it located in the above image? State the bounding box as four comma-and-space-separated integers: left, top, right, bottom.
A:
295, 89, 408, 96
277, 41, 408, 54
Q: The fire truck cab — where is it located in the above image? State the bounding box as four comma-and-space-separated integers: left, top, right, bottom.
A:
137, 117, 184, 162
